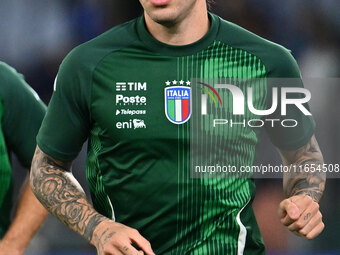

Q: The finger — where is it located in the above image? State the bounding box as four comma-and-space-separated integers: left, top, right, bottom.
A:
280, 195, 315, 226
278, 199, 289, 219
287, 203, 320, 232
299, 211, 322, 236
111, 247, 125, 255
129, 230, 155, 255
118, 243, 140, 255
291, 194, 314, 215
280, 200, 300, 226
279, 199, 300, 219
306, 222, 325, 240
101, 246, 124, 255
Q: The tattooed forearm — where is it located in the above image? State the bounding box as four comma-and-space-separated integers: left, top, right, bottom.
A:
279, 136, 326, 202
29, 146, 108, 242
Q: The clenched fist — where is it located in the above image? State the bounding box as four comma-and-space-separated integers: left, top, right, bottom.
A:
278, 194, 324, 240
91, 220, 155, 255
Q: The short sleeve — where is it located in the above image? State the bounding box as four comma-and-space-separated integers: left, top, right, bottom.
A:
37, 51, 91, 161
264, 48, 315, 150
0, 63, 46, 167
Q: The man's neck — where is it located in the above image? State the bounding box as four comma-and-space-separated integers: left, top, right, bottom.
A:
144, 3, 210, 46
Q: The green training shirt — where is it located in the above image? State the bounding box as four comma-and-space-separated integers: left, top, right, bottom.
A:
0, 62, 46, 238
37, 13, 315, 254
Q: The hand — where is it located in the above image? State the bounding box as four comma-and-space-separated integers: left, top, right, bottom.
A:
0, 240, 24, 255
278, 194, 324, 240
92, 220, 155, 255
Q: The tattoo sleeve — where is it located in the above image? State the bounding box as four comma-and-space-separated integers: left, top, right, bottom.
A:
279, 135, 326, 202
29, 146, 108, 243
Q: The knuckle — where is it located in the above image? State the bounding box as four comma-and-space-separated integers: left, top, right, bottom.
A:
115, 241, 126, 249
321, 222, 325, 230
280, 199, 288, 208
315, 212, 322, 222
131, 228, 140, 235
299, 229, 307, 236
295, 222, 304, 229
305, 195, 313, 203
287, 225, 295, 231
103, 246, 113, 254
287, 223, 294, 229
319, 212, 323, 220
121, 224, 129, 231
111, 238, 123, 247
306, 234, 314, 240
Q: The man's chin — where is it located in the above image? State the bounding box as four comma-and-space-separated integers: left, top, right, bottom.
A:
146, 9, 180, 26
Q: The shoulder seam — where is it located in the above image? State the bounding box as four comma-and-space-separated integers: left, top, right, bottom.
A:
88, 38, 141, 122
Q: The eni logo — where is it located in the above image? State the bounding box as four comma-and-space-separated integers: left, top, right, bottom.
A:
116, 119, 146, 129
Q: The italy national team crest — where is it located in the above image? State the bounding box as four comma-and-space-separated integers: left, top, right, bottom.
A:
165, 86, 191, 124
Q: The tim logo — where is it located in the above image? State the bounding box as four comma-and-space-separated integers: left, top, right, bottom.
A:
133, 119, 146, 129
165, 86, 191, 124
115, 82, 147, 91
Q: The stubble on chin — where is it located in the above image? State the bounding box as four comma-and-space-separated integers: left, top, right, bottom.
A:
146, 9, 183, 27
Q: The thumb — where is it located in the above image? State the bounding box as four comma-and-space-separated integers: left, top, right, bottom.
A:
279, 199, 300, 220
286, 201, 300, 220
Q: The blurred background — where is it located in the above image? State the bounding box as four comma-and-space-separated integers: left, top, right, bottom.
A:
1, 0, 339, 254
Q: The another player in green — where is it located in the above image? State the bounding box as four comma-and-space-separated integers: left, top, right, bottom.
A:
31, 0, 325, 254
0, 62, 48, 255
